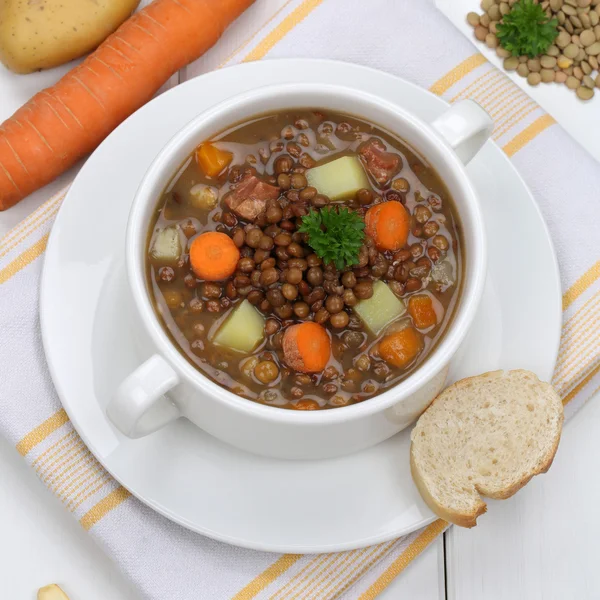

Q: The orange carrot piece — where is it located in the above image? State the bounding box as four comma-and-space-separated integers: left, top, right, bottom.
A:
189, 232, 240, 281
293, 400, 320, 411
0, 0, 255, 210
282, 323, 331, 373
408, 295, 438, 330
364, 201, 410, 251
196, 144, 233, 178
379, 327, 423, 369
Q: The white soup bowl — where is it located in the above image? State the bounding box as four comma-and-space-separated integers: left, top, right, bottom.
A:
107, 83, 491, 460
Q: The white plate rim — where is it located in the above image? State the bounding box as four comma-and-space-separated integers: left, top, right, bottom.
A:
40, 58, 562, 553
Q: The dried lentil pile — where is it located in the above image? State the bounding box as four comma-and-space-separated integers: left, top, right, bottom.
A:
468, 0, 600, 100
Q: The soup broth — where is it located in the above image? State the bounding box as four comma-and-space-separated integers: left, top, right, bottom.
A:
146, 110, 462, 410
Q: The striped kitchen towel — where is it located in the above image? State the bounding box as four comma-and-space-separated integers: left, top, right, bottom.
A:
1, 0, 599, 598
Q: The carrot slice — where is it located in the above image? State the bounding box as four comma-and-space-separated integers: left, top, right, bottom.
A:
0, 0, 255, 210
293, 400, 320, 410
282, 322, 331, 373
189, 232, 240, 281
364, 201, 410, 251
408, 295, 438, 330
196, 143, 233, 178
379, 327, 423, 368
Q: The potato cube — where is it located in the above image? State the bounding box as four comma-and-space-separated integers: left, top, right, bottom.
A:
306, 156, 370, 201
354, 281, 405, 335
213, 300, 265, 353
189, 184, 218, 210
150, 227, 181, 263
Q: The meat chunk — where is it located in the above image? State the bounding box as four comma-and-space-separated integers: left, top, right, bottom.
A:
359, 138, 402, 185
224, 174, 280, 222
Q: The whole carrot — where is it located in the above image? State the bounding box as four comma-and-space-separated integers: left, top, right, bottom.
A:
0, 0, 255, 210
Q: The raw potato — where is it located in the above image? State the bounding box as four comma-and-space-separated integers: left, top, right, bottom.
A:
306, 156, 370, 201
0, 0, 140, 74
213, 299, 265, 353
354, 280, 405, 335
150, 227, 181, 263
38, 584, 70, 600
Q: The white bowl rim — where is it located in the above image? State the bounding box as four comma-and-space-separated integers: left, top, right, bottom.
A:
126, 82, 487, 425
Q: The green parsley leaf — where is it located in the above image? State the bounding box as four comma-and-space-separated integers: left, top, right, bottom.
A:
496, 0, 558, 58
298, 206, 365, 270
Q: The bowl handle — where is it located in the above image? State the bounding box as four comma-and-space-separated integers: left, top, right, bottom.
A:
107, 354, 180, 438
431, 100, 494, 165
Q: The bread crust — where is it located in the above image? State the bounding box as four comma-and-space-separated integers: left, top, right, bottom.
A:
410, 451, 487, 528
410, 370, 563, 528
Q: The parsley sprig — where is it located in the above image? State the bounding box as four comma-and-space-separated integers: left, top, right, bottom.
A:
497, 0, 558, 58
299, 207, 365, 270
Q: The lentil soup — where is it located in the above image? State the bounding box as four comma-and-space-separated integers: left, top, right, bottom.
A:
146, 110, 463, 410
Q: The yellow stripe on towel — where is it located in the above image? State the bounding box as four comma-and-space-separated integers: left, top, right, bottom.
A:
563, 260, 600, 310
561, 362, 600, 406
219, 0, 294, 67
429, 54, 488, 96
502, 114, 556, 157
0, 233, 49, 285
0, 188, 66, 251
319, 541, 397, 600
16, 409, 69, 456
80, 486, 131, 531
243, 0, 325, 62
0, 203, 60, 261
232, 555, 303, 600
358, 520, 448, 599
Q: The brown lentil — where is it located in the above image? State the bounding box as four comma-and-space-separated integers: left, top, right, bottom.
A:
405, 278, 422, 293
325, 295, 344, 314
274, 155, 293, 174
286, 267, 303, 284
281, 283, 298, 300
255, 361, 279, 384
299, 186, 317, 201
469, 0, 600, 100
432, 235, 449, 251
354, 281, 374, 299
330, 311, 350, 329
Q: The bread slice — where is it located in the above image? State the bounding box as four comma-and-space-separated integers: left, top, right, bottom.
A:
410, 370, 563, 528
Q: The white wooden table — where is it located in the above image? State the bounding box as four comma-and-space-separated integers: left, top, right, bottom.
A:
1, 2, 598, 598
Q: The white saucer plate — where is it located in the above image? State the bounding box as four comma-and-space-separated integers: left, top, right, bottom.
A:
40, 59, 561, 553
